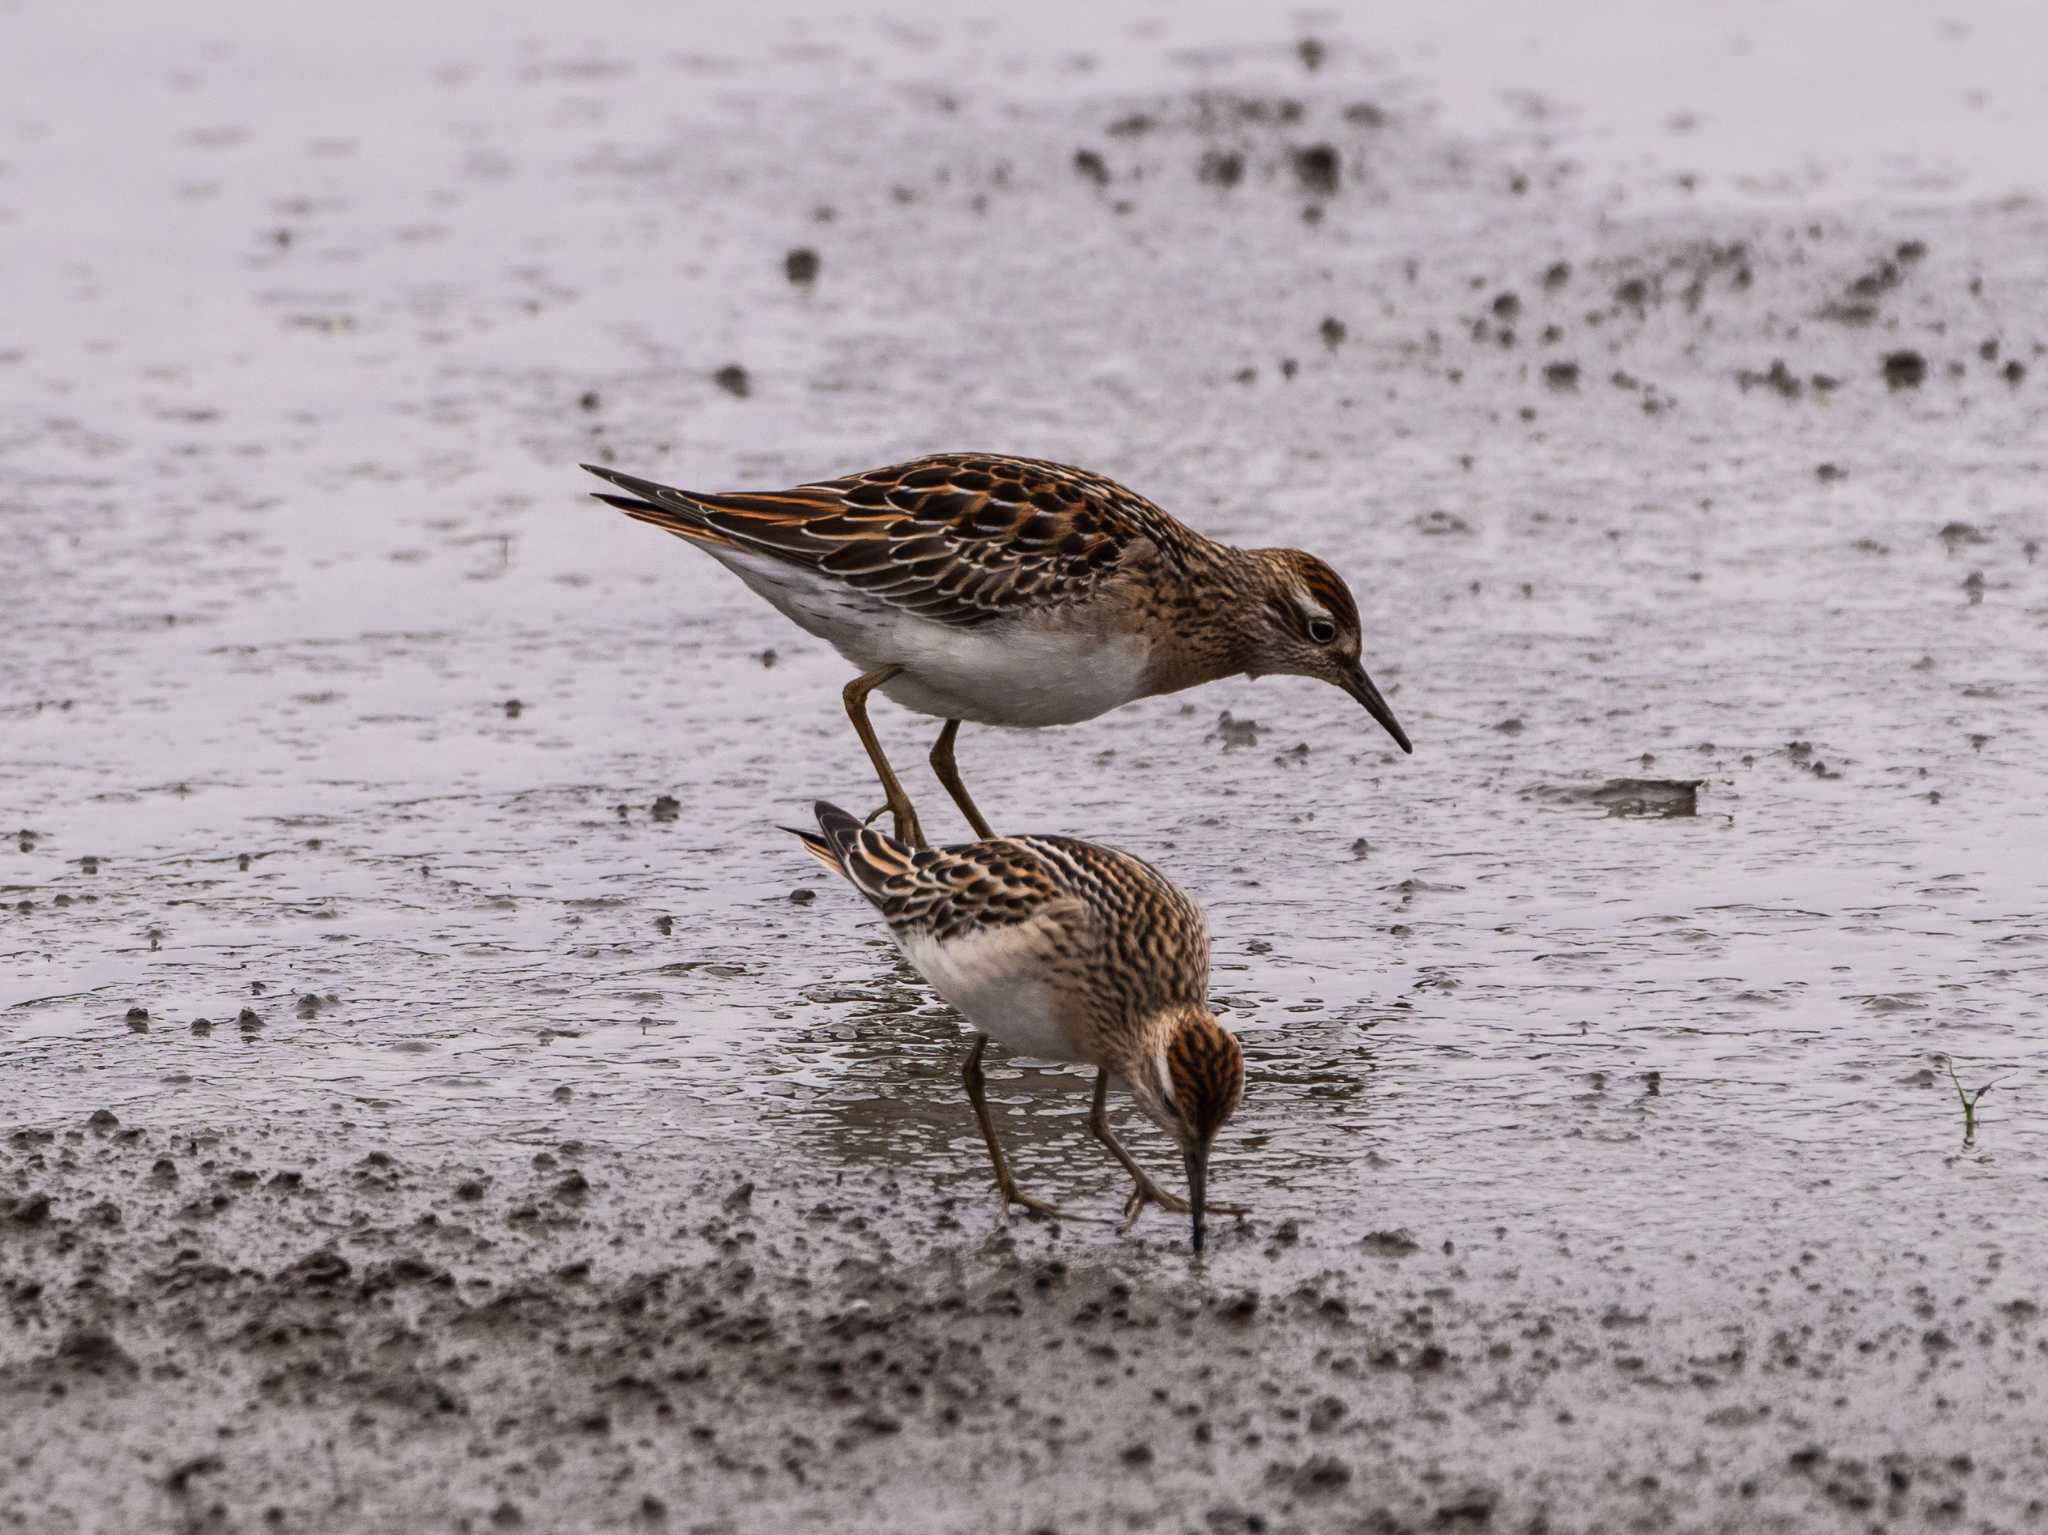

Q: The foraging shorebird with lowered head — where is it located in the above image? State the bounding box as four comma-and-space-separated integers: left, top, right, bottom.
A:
586, 453, 1413, 847
791, 800, 1245, 1249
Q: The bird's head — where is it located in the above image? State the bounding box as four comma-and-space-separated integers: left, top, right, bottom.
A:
1240, 549, 1412, 754
1122, 1005, 1245, 1252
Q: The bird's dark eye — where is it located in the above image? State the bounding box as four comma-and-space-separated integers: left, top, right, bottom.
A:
1307, 618, 1336, 644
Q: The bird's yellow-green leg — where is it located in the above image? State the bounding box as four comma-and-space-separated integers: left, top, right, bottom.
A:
963, 1035, 1092, 1222
842, 665, 925, 849
930, 719, 995, 841
1088, 1071, 1247, 1232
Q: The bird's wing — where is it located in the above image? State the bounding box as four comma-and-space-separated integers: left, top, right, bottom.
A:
585, 453, 1200, 629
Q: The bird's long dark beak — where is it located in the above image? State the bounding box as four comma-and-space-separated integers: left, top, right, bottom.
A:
1340, 664, 1413, 754
1184, 1142, 1210, 1253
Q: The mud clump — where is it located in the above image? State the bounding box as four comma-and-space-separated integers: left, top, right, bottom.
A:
54, 1328, 137, 1375
1290, 143, 1340, 194
1526, 779, 1703, 818
1072, 147, 1109, 187
1882, 350, 1927, 389
783, 247, 819, 285
1738, 359, 1803, 399
1198, 149, 1244, 188
711, 364, 751, 398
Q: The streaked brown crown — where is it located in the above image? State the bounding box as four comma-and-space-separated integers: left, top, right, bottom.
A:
1167, 1012, 1244, 1142
1262, 549, 1361, 637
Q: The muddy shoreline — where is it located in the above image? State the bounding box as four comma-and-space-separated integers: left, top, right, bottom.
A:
9, 1117, 2045, 1534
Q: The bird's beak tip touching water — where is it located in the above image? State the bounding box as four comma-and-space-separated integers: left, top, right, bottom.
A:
1341, 665, 1414, 755
1184, 1143, 1209, 1253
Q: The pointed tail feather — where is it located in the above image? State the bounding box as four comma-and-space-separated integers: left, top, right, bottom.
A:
785, 801, 867, 881
582, 464, 739, 547
789, 826, 841, 876
789, 801, 920, 908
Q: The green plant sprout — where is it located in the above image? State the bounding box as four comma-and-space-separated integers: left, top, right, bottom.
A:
1942, 1059, 2006, 1149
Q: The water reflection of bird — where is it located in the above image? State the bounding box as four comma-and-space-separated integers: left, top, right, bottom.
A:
791, 800, 1246, 1250
586, 453, 1412, 848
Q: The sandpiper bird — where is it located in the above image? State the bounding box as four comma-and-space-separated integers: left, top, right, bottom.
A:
792, 800, 1246, 1250
586, 453, 1412, 847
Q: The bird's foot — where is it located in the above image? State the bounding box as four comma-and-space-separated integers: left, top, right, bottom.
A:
996, 1179, 1095, 1223
1119, 1178, 1247, 1233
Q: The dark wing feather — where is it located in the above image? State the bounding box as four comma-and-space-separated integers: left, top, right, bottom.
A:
586, 454, 1203, 629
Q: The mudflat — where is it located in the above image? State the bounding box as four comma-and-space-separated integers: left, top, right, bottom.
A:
4, 2, 2045, 1530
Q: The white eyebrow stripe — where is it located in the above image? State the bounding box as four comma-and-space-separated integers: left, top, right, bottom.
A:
1293, 588, 1332, 622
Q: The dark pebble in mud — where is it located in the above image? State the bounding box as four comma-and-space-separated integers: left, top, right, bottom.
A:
1072, 147, 1109, 186
790, 888, 816, 904
1319, 315, 1346, 349
2005, 359, 2028, 385
55, 1328, 136, 1375
1543, 360, 1580, 390
6, 1192, 52, 1224
711, 364, 750, 398
88, 1109, 118, 1131
1297, 36, 1325, 70
237, 1008, 262, 1030
1543, 260, 1571, 290
1198, 149, 1243, 187
1361, 1229, 1420, 1256
577, 390, 600, 412
783, 246, 819, 284
1290, 143, 1339, 194
650, 794, 680, 821
190, 1018, 213, 1036
1271, 1455, 1352, 1496
164, 1455, 225, 1495
1882, 350, 1927, 389
125, 1007, 149, 1030
503, 698, 523, 718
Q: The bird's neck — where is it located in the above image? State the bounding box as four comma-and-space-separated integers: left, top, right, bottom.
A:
1136, 542, 1268, 697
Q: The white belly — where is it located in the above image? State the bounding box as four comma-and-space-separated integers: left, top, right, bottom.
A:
901, 928, 1084, 1062
712, 549, 1148, 727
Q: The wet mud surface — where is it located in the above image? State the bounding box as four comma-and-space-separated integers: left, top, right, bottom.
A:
4, 1, 2047, 1530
